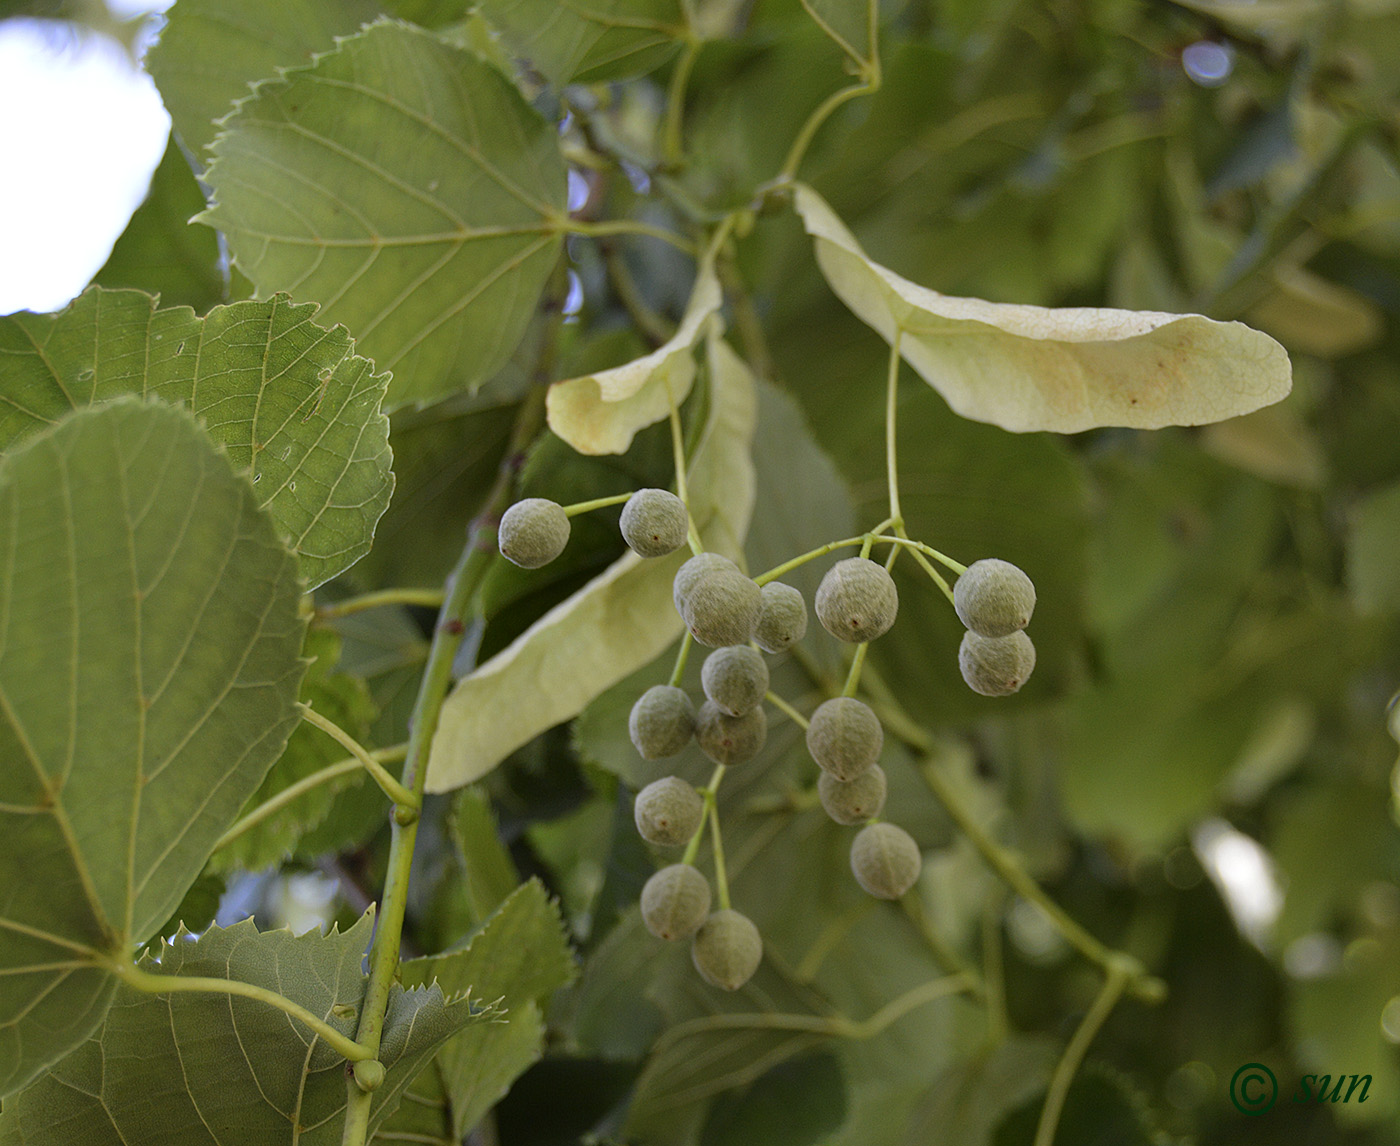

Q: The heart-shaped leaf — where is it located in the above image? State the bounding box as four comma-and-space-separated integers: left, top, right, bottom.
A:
0, 399, 306, 1098
399, 879, 575, 1137
793, 184, 1292, 433
201, 20, 568, 408
0, 913, 486, 1145
146, 0, 382, 164
476, 0, 687, 87
0, 288, 393, 589
546, 256, 722, 455
425, 331, 757, 792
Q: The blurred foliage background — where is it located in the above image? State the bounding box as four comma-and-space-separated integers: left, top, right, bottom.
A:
9, 0, 1400, 1142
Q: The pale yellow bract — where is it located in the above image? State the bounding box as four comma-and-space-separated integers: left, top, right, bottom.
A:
425, 331, 757, 792
545, 256, 723, 454
793, 184, 1293, 434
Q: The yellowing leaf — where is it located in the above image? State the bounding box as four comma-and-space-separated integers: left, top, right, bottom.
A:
546, 259, 722, 455
425, 331, 757, 792
793, 184, 1293, 434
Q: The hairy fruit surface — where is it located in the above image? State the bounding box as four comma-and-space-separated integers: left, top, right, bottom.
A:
850, 822, 922, 899
634, 776, 704, 846
621, 488, 689, 558
815, 557, 898, 643
629, 685, 697, 759
806, 696, 883, 781
640, 864, 712, 940
497, 498, 569, 569
691, 909, 763, 990
953, 558, 1036, 638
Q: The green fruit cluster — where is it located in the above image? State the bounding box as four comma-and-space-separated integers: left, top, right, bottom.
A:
498, 487, 691, 570
952, 559, 1037, 696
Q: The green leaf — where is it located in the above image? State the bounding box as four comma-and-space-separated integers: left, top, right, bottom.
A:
211, 628, 377, 874
424, 332, 758, 792
352, 395, 521, 590
91, 133, 226, 314
0, 288, 393, 590
399, 879, 576, 1138
153, 872, 228, 942
476, 0, 686, 87
547, 256, 722, 455
201, 19, 568, 408
371, 1061, 455, 1144
0, 914, 484, 1145
903, 1037, 1058, 1146
1347, 478, 1400, 614
792, 183, 1293, 433
699, 1052, 848, 1146
450, 787, 523, 924
146, 0, 383, 163
0, 399, 306, 1099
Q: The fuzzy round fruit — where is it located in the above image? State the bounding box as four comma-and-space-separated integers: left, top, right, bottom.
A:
701, 646, 770, 717
850, 823, 921, 900
640, 864, 712, 940
953, 558, 1036, 638
958, 630, 1036, 697
629, 685, 697, 759
683, 568, 763, 648
673, 552, 737, 614
753, 582, 808, 653
815, 558, 898, 643
497, 498, 569, 569
806, 697, 883, 781
621, 489, 690, 558
695, 700, 767, 767
634, 777, 704, 846
818, 764, 887, 826
691, 909, 763, 990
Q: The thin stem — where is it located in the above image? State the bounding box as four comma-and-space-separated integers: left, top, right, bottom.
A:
709, 782, 731, 910
900, 894, 985, 989
562, 492, 633, 517
213, 745, 408, 852
886, 330, 903, 527
850, 972, 973, 1039
841, 644, 869, 697
765, 690, 809, 729
1033, 961, 1130, 1146
669, 631, 694, 687
565, 217, 697, 255
663, 36, 703, 165
899, 531, 956, 605
300, 707, 417, 810
778, 80, 878, 184
918, 758, 1165, 1004
682, 763, 725, 866
113, 960, 373, 1064
754, 535, 875, 586
649, 971, 973, 1052
315, 589, 445, 621
341, 326, 557, 1146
